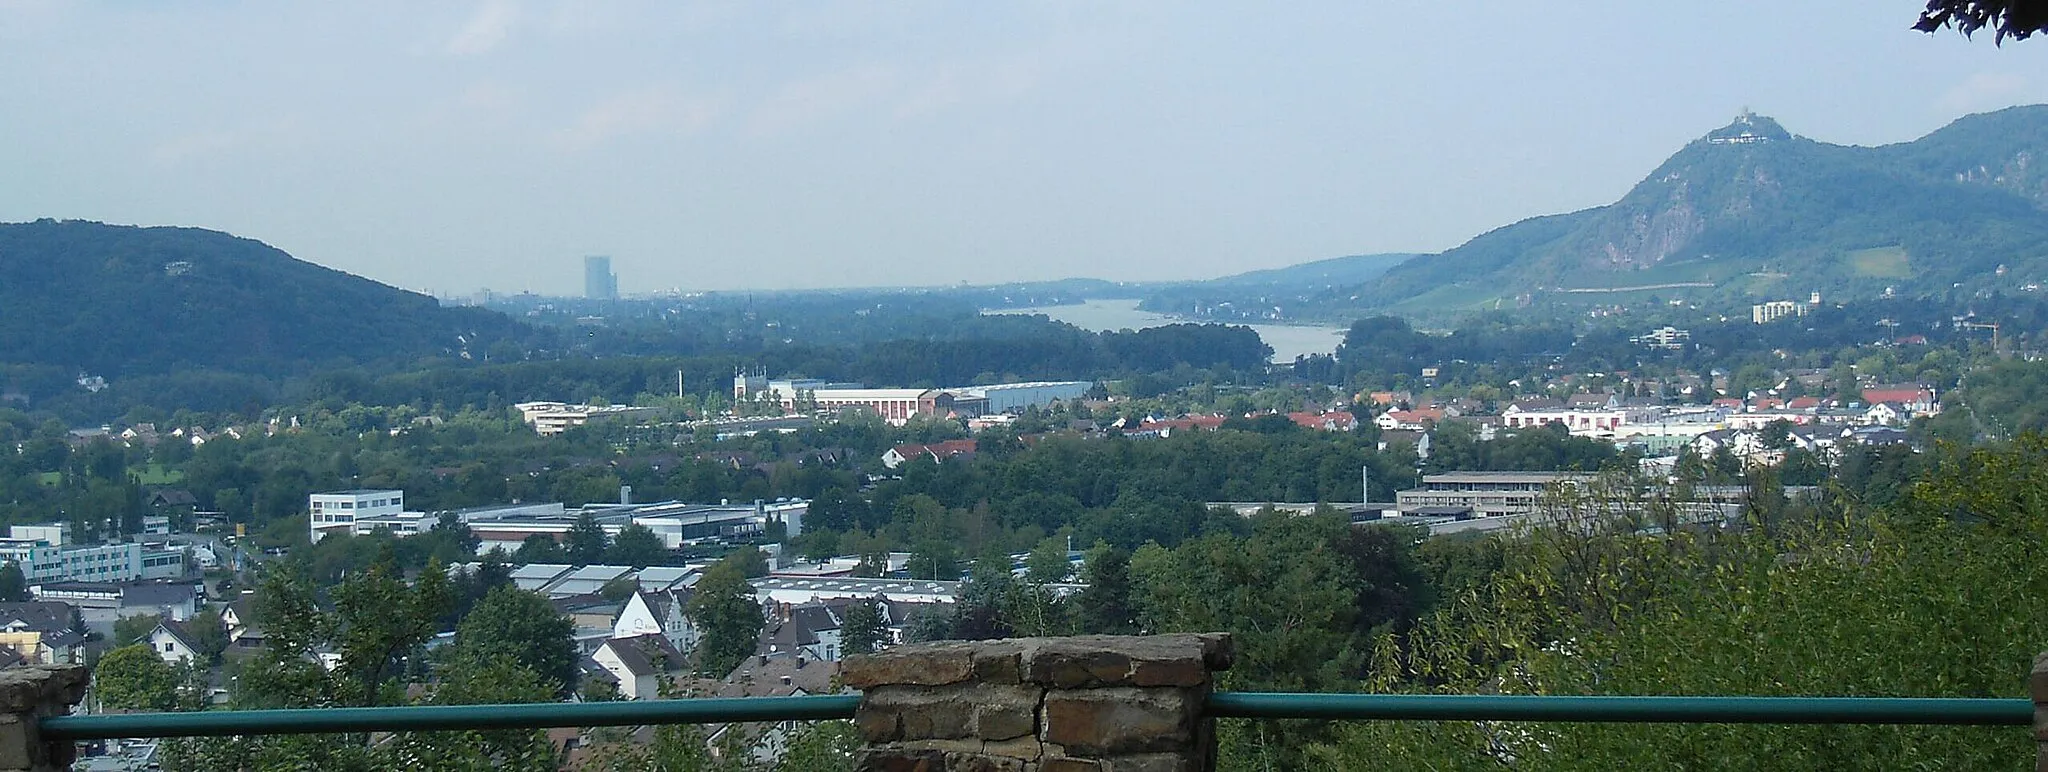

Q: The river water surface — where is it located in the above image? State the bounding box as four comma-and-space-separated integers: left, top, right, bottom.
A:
987, 299, 1346, 362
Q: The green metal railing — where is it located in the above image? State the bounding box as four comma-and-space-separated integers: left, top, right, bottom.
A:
36, 692, 2030, 741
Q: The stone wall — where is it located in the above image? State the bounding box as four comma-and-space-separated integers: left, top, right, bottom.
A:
0, 666, 87, 772
842, 633, 1232, 772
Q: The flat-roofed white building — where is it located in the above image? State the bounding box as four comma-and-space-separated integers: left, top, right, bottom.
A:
514, 402, 661, 436
952, 381, 1092, 414
1394, 472, 1586, 519
308, 490, 404, 543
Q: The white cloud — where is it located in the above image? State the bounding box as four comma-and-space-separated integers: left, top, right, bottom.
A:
446, 0, 520, 56
557, 87, 723, 150
747, 65, 900, 135
150, 117, 311, 166
1937, 71, 2032, 115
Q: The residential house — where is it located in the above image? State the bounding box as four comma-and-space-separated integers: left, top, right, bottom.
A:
1861, 385, 1938, 414
1374, 408, 1445, 432
1863, 402, 1906, 427
0, 602, 83, 665
1287, 411, 1359, 432
1123, 415, 1226, 439
591, 633, 688, 700
880, 440, 979, 469
612, 590, 700, 655
701, 654, 842, 766
1376, 430, 1432, 461
121, 583, 197, 622
147, 618, 200, 665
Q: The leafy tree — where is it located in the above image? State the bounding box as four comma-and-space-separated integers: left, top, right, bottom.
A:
330, 559, 452, 706
513, 534, 566, 565
1917, 0, 2048, 42
113, 614, 160, 647
564, 513, 609, 565
906, 540, 958, 581
839, 599, 887, 657
385, 654, 561, 771
94, 644, 181, 712
0, 563, 27, 603
687, 561, 762, 677
452, 585, 579, 697
948, 553, 1018, 641
185, 606, 229, 666
598, 576, 638, 602
725, 544, 770, 578
1073, 543, 1136, 635
606, 523, 667, 569
1025, 535, 1072, 584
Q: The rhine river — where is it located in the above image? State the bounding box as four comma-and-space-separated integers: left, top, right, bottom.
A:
987, 298, 1346, 362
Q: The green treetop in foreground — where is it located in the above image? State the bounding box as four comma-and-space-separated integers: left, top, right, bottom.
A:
1291, 438, 2048, 770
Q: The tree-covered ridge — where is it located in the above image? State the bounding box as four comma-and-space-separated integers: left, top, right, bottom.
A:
1333, 105, 2048, 316
0, 220, 530, 375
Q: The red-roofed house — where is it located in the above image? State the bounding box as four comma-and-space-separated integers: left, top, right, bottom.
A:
1287, 411, 1359, 431
1861, 385, 1936, 413
1127, 415, 1227, 438
1374, 407, 1446, 432
880, 440, 979, 469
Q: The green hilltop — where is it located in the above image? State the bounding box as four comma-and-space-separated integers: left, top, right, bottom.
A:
0, 220, 530, 375
1335, 105, 2048, 315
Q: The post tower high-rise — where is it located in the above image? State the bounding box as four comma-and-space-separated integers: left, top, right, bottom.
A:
584, 255, 618, 300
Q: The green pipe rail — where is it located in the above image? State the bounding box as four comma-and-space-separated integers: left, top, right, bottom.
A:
37, 692, 2031, 741
40, 695, 862, 740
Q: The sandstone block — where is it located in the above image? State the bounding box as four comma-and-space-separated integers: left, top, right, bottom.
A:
972, 685, 1042, 740
1042, 688, 1196, 756
1040, 759, 1104, 772
845, 644, 978, 688
856, 747, 946, 772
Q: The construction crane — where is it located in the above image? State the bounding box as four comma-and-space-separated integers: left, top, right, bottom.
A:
1957, 320, 2001, 349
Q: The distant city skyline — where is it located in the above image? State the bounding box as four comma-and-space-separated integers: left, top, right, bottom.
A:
584, 255, 618, 300
7, 2, 2048, 296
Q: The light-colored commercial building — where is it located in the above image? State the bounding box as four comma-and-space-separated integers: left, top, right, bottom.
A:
951, 381, 1092, 414
514, 402, 661, 436
308, 490, 405, 543
1751, 300, 1810, 324
0, 525, 181, 584
1393, 472, 1585, 519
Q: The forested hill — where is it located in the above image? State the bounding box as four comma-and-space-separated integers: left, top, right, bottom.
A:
1341, 105, 2048, 314
1137, 252, 1418, 319
0, 220, 528, 375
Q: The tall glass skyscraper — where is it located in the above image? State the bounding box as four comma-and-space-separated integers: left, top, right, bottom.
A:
584, 255, 617, 300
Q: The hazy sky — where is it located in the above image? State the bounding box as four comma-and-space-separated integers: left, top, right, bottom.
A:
7, 2, 2048, 296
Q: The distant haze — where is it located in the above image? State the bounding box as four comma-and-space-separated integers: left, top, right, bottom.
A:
6, 2, 2048, 295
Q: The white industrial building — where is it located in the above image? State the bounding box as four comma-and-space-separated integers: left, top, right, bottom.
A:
0, 525, 185, 584
514, 402, 662, 437
308, 490, 406, 543
950, 381, 1092, 413
464, 499, 808, 554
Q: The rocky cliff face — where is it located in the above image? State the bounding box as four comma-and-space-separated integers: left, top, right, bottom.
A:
1347, 106, 2048, 311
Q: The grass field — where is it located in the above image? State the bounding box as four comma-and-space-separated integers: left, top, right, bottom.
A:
36, 465, 184, 486
1848, 246, 1912, 278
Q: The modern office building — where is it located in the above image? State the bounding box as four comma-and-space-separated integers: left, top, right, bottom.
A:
1393, 472, 1586, 519
464, 499, 808, 553
308, 490, 406, 543
584, 255, 618, 300
0, 525, 183, 584
952, 381, 1092, 413
513, 401, 661, 436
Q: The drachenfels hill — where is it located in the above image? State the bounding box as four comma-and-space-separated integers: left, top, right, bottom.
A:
1343, 105, 2048, 312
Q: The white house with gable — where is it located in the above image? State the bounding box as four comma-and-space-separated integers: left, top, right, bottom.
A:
612, 590, 700, 655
